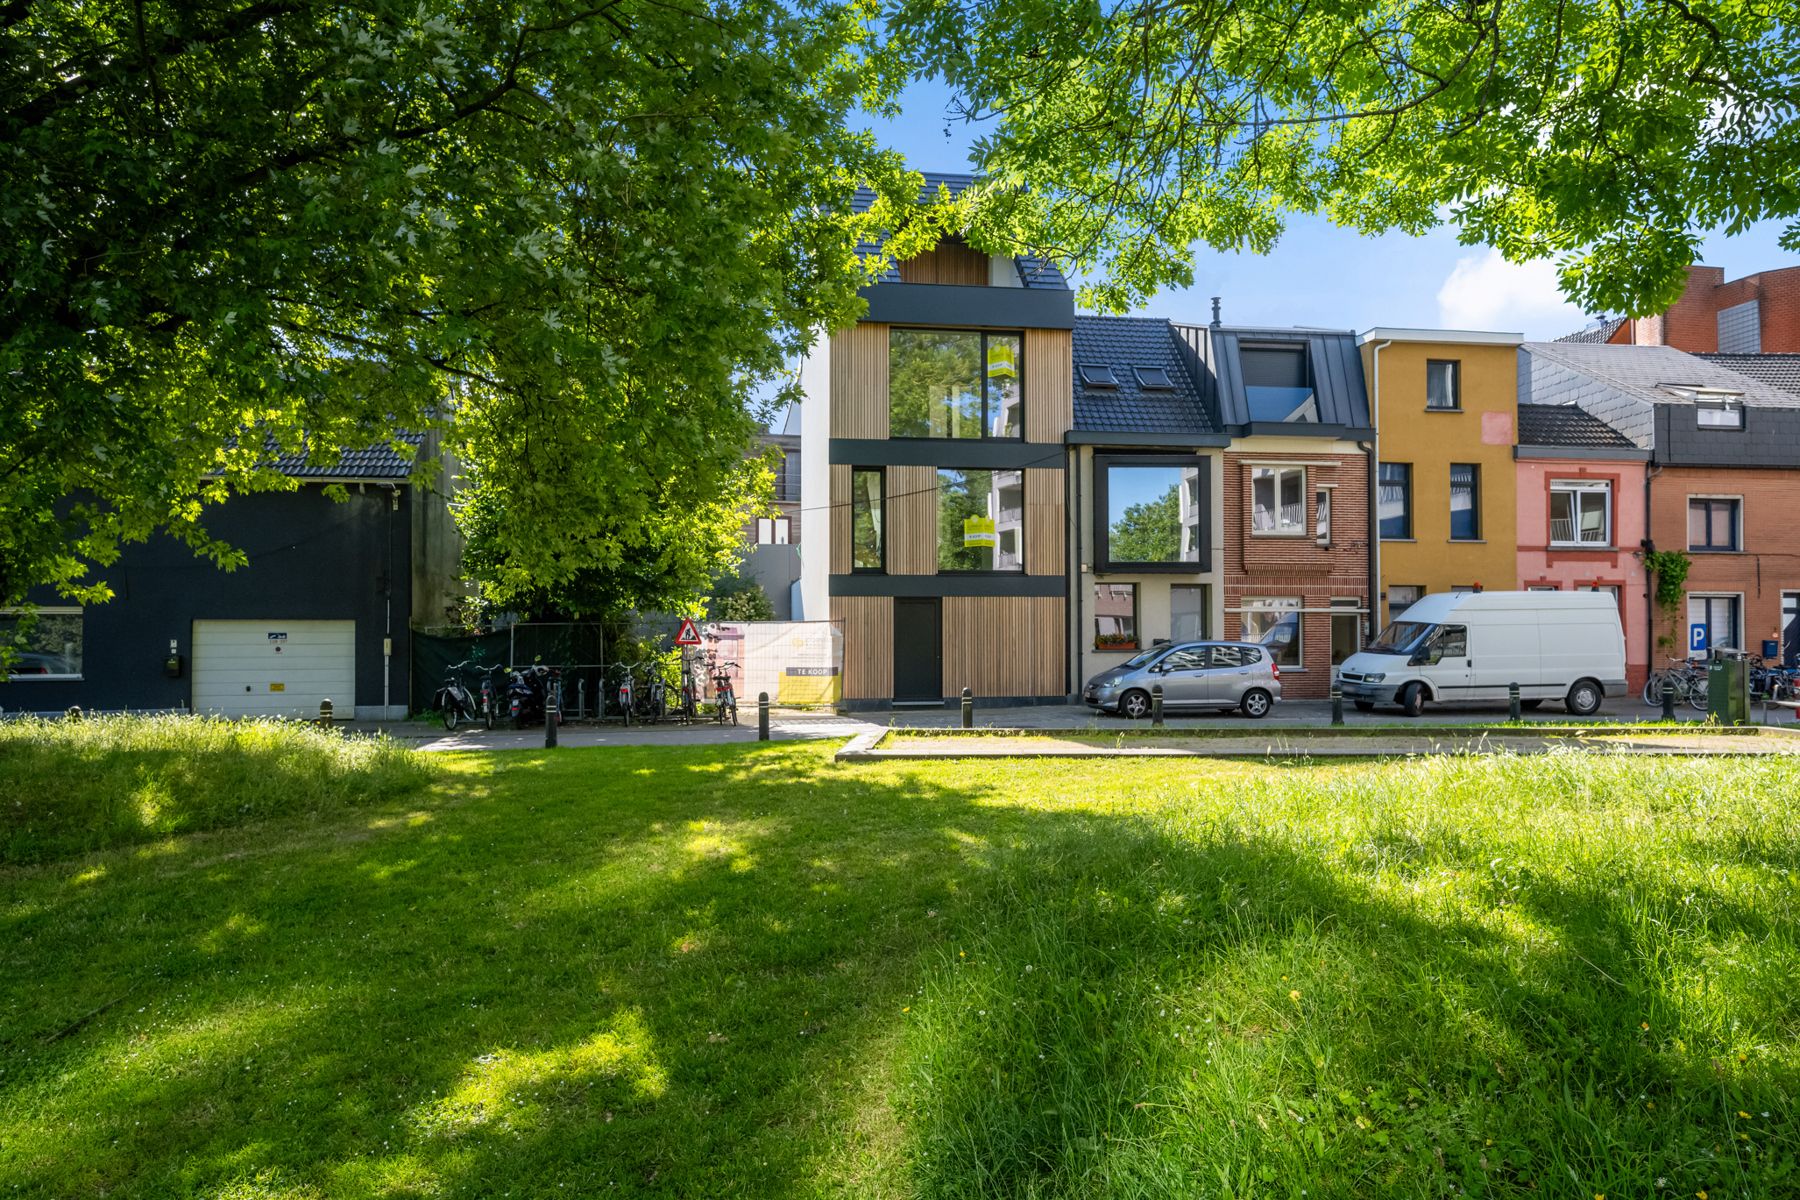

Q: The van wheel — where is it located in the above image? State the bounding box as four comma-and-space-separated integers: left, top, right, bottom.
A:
1119, 689, 1152, 720
1399, 682, 1426, 718
1240, 688, 1273, 719
1353, 699, 1376, 713
1565, 678, 1603, 717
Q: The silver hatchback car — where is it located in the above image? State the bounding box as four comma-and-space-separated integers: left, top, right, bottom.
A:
1082, 641, 1282, 719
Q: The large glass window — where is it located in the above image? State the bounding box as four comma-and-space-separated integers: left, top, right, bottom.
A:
1688, 497, 1740, 552
1093, 583, 1138, 651
755, 517, 790, 545
1549, 480, 1610, 546
1251, 466, 1306, 535
937, 468, 1023, 572
2, 608, 83, 679
1101, 462, 1205, 565
1689, 594, 1741, 653
1426, 360, 1461, 410
1240, 345, 1318, 423
1240, 597, 1301, 667
850, 468, 883, 571
889, 330, 1022, 439
1378, 462, 1412, 540
1449, 463, 1481, 541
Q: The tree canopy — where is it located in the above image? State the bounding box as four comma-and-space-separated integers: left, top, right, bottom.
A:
0, 0, 943, 617
893, 0, 1800, 315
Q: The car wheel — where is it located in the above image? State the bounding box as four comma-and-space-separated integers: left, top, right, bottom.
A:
1352, 699, 1376, 713
1400, 682, 1427, 718
1119, 689, 1152, 720
1565, 678, 1603, 717
1240, 688, 1273, 719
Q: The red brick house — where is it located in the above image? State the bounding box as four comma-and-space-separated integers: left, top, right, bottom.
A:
1561, 263, 1800, 353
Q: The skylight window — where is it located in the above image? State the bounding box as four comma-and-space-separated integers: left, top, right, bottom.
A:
1077, 364, 1118, 389
1134, 366, 1175, 391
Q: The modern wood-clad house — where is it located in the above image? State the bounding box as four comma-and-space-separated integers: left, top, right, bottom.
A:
798, 175, 1076, 706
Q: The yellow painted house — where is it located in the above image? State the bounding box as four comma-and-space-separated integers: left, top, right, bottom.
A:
1359, 329, 1522, 623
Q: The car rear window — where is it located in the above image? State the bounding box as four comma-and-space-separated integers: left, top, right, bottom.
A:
1212, 645, 1258, 668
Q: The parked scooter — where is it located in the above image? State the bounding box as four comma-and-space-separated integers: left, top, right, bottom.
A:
505, 664, 558, 730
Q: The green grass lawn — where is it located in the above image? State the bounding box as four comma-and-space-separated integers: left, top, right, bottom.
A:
5, 728, 1800, 1198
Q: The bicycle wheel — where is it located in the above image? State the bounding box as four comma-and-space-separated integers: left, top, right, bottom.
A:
1685, 677, 1709, 711
1641, 673, 1665, 707
727, 698, 738, 726
443, 704, 459, 732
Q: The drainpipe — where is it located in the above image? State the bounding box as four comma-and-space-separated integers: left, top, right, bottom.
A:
1364, 339, 1391, 635
1644, 460, 1659, 672
1071, 440, 1083, 696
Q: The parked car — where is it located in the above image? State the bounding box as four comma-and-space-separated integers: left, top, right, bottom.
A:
1083, 641, 1281, 718
1336, 590, 1625, 717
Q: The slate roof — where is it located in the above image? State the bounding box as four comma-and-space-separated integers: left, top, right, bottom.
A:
1523, 342, 1800, 409
266, 432, 423, 480
1696, 353, 1800, 396
849, 171, 1069, 291
1516, 404, 1636, 448
1555, 316, 1626, 344
1178, 324, 1372, 433
1072, 316, 1217, 435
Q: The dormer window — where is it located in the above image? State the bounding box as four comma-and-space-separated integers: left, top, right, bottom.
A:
1078, 364, 1118, 389
1696, 395, 1745, 429
1134, 366, 1174, 391
1240, 344, 1318, 423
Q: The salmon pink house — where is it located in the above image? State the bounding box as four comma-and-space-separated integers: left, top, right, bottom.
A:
1513, 403, 1650, 690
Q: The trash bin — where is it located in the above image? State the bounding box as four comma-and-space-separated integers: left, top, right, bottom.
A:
1708, 656, 1750, 725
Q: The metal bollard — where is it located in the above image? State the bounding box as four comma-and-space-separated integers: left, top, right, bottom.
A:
544, 669, 560, 748
318, 698, 333, 728
1508, 681, 1521, 722
758, 692, 770, 741
1151, 683, 1164, 727
1661, 677, 1677, 721
961, 687, 973, 729
1330, 683, 1344, 726
576, 678, 586, 721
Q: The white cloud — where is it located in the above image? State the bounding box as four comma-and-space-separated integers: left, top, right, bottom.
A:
1435, 248, 1585, 337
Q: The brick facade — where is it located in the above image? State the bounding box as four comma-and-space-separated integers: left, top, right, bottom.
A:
1221, 448, 1371, 698
1649, 465, 1800, 661
1614, 264, 1800, 353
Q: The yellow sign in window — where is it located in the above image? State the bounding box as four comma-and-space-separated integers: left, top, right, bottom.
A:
963, 515, 996, 548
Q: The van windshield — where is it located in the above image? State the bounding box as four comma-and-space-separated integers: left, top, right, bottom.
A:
1367, 621, 1435, 654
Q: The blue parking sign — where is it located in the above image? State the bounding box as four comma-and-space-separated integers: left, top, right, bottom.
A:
1689, 623, 1708, 654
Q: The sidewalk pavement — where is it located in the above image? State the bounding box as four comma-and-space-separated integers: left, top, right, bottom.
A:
345, 694, 1768, 751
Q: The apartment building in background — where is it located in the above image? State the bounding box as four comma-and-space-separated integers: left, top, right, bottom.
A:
1360, 329, 1522, 624
738, 426, 802, 618
1520, 341, 1800, 671
1561, 262, 1800, 353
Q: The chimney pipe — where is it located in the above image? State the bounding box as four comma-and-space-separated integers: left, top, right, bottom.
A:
1210, 296, 1222, 327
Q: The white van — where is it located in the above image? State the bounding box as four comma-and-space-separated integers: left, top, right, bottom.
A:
1336, 590, 1626, 717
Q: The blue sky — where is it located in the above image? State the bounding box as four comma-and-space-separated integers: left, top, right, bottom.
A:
862, 79, 1796, 341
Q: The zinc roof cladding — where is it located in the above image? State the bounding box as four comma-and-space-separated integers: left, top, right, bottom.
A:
1072, 315, 1218, 435
1696, 353, 1800, 396
1522, 341, 1800, 409
1181, 324, 1372, 430
1554, 315, 1626, 344
265, 432, 424, 479
849, 171, 1069, 291
1516, 404, 1636, 448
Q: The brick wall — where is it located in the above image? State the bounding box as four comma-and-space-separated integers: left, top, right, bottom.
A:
1221, 449, 1371, 698
1649, 465, 1800, 656
1624, 264, 1800, 353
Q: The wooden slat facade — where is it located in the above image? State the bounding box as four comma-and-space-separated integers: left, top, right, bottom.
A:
1024, 467, 1065, 576
888, 464, 939, 575
1023, 328, 1074, 443
830, 596, 893, 701
829, 323, 889, 440
828, 464, 851, 575
941, 596, 1066, 698
896, 239, 990, 286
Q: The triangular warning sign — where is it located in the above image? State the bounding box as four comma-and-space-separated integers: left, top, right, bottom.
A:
675, 618, 702, 646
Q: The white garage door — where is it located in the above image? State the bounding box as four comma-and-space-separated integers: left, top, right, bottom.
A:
192, 620, 355, 718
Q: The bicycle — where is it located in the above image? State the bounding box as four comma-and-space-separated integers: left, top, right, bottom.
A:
712, 661, 739, 726
676, 652, 701, 723
612, 661, 637, 727
1641, 657, 1710, 712
435, 659, 494, 731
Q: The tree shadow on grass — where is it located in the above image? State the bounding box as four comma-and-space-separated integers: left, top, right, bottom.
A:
3, 747, 1798, 1198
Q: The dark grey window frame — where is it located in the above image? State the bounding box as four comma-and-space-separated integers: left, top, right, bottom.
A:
1426, 359, 1462, 411
1688, 496, 1741, 553
888, 328, 1025, 442
1448, 462, 1481, 541
1092, 453, 1212, 575
850, 466, 885, 573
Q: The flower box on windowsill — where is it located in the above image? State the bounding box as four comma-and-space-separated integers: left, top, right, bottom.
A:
1094, 636, 1139, 653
